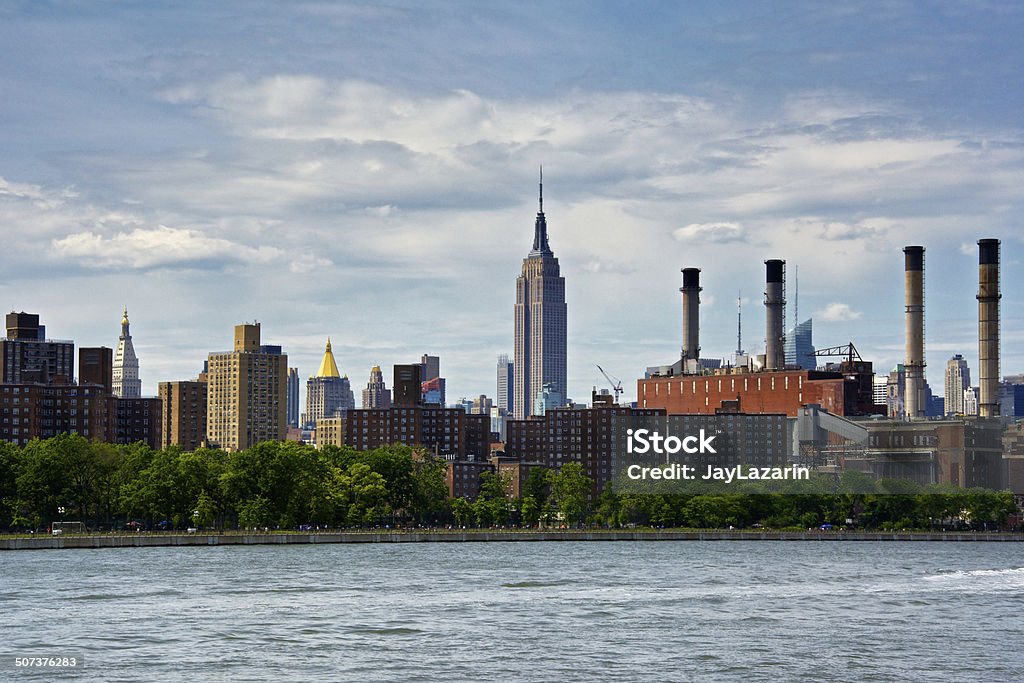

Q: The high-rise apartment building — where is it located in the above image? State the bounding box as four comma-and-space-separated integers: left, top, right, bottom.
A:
116, 397, 162, 449
513, 173, 567, 419
112, 308, 141, 398
361, 365, 391, 409
305, 338, 355, 426
945, 354, 971, 415
79, 347, 113, 392
496, 354, 513, 412
159, 375, 208, 451
319, 405, 489, 460
206, 323, 287, 452
394, 363, 423, 406
1, 312, 73, 384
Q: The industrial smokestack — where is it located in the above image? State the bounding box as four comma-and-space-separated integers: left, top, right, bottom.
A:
978, 239, 1001, 418
903, 246, 926, 419
764, 259, 786, 371
680, 268, 701, 372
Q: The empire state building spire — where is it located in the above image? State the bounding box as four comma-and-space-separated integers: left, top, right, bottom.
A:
515, 169, 567, 419
531, 166, 552, 256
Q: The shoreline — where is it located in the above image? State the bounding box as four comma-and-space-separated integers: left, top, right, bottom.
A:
3, 529, 1024, 550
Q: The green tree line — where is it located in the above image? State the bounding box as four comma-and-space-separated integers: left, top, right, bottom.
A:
0, 436, 1018, 532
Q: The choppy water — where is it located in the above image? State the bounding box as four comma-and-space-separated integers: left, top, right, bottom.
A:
2, 541, 1023, 681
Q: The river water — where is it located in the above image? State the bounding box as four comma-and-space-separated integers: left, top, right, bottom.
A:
2, 541, 1022, 681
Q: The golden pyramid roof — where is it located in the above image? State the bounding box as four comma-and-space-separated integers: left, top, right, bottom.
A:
315, 338, 341, 378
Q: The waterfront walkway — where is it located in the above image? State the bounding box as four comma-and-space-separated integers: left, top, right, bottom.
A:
3, 529, 1023, 550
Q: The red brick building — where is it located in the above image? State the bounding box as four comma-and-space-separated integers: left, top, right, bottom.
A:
638, 367, 883, 418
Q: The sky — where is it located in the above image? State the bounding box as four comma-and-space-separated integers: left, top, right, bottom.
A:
1, 1, 1022, 406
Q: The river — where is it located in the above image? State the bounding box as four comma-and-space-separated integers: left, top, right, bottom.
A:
2, 541, 1022, 681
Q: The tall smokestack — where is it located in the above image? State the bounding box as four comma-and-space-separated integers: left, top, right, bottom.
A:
764, 259, 786, 370
903, 246, 926, 419
978, 239, 1001, 418
680, 268, 701, 372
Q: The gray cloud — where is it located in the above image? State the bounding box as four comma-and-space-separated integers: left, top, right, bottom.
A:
52, 226, 282, 270
672, 222, 746, 244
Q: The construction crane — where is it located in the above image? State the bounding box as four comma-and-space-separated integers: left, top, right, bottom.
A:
596, 364, 623, 404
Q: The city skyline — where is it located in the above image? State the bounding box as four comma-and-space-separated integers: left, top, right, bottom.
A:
1, 3, 1023, 402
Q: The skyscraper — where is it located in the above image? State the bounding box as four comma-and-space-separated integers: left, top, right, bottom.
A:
206, 323, 287, 451
112, 308, 141, 398
420, 354, 440, 383
304, 338, 355, 426
362, 365, 392, 409
784, 318, 815, 370
496, 354, 513, 412
944, 354, 971, 416
287, 367, 300, 428
514, 171, 567, 419
419, 354, 445, 405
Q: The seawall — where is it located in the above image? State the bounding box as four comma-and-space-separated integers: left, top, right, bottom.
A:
3, 529, 1023, 550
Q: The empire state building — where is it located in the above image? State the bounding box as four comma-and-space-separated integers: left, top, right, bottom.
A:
514, 171, 567, 419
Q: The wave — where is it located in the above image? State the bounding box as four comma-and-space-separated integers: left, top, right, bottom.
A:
348, 626, 422, 636
502, 580, 573, 588
924, 567, 1024, 581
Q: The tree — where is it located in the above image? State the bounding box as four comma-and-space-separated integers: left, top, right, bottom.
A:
451, 497, 473, 527
409, 453, 448, 525
682, 495, 743, 529
519, 496, 540, 528
345, 462, 389, 526
591, 483, 619, 529
238, 496, 272, 529
0, 440, 22, 529
361, 445, 416, 514
193, 490, 217, 529
524, 466, 552, 507
550, 463, 592, 527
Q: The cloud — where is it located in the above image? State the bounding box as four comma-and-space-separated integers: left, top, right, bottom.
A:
582, 260, 636, 275
51, 226, 282, 270
816, 302, 863, 322
7, 61, 1024, 403
289, 254, 333, 273
672, 222, 745, 244
778, 216, 890, 242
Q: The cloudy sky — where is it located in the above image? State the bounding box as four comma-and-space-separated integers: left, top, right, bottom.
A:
2, 1, 1022, 404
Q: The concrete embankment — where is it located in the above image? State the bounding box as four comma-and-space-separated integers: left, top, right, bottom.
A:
2, 530, 1023, 550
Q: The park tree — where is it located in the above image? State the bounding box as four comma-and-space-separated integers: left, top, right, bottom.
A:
550, 463, 592, 527
409, 453, 449, 525
451, 497, 473, 527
